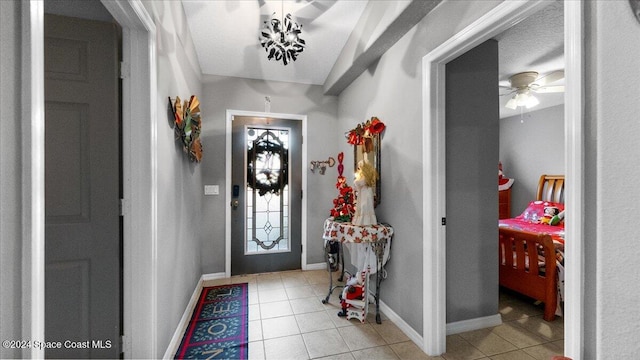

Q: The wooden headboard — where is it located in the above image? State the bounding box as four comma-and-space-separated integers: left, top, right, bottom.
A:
536, 175, 565, 203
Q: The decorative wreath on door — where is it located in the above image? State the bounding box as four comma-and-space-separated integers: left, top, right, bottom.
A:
247, 130, 288, 196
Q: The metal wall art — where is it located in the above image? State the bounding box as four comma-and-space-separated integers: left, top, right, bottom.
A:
310, 157, 335, 175
169, 95, 203, 162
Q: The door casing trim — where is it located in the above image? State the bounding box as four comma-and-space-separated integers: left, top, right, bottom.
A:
23, 0, 159, 358
421, 0, 584, 357
225, 110, 308, 276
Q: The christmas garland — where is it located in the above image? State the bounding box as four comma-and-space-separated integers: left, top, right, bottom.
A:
345, 116, 386, 146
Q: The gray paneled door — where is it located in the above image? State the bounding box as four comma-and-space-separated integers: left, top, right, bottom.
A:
231, 117, 302, 275
445, 39, 499, 323
44, 14, 120, 358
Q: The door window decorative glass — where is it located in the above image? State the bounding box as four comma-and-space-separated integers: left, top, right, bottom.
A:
246, 127, 290, 253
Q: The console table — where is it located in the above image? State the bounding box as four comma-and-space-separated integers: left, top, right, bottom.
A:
321, 218, 393, 324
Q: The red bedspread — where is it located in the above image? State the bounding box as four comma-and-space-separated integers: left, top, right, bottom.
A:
498, 200, 566, 316
499, 200, 565, 244
498, 219, 565, 244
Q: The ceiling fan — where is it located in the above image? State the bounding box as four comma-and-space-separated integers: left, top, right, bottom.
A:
501, 70, 565, 110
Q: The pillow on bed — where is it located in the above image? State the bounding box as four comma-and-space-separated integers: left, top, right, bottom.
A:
515, 200, 565, 224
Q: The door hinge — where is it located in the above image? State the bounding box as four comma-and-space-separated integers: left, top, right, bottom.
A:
120, 335, 131, 359
441, 217, 446, 226
301, 190, 303, 199
119, 198, 128, 217
119, 61, 130, 79
301, 244, 303, 253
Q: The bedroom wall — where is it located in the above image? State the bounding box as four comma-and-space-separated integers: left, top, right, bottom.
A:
499, 105, 565, 214
584, 2, 640, 358
0, 1, 23, 358
338, 0, 503, 335
199, 75, 339, 273
140, 1, 205, 355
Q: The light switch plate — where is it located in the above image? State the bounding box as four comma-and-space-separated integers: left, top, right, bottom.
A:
204, 185, 219, 195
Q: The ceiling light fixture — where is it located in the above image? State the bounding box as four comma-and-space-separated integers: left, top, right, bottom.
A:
259, 1, 305, 66
505, 90, 539, 110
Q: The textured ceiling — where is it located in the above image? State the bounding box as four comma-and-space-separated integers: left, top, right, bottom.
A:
181, 0, 367, 85
495, 1, 565, 119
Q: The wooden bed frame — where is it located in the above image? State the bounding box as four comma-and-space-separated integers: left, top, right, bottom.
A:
498, 174, 564, 321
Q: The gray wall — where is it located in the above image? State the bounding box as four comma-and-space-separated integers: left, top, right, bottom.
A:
140, 1, 205, 355
445, 40, 500, 323
0, 1, 23, 359
584, 2, 640, 358
500, 105, 565, 213
199, 75, 339, 273
338, 0, 503, 335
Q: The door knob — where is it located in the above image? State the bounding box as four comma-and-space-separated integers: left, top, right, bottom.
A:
231, 200, 239, 209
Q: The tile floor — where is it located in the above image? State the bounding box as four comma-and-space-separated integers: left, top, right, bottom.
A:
202, 269, 564, 360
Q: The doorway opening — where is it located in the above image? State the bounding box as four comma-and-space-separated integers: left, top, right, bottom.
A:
422, 1, 583, 357
225, 110, 308, 277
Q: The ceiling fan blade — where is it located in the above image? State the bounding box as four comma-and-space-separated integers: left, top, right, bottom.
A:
500, 89, 517, 96
532, 85, 565, 93
535, 70, 564, 86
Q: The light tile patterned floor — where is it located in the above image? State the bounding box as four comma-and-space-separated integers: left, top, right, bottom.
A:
202, 270, 564, 360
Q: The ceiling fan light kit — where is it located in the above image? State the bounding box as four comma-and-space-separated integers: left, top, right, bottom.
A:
505, 92, 539, 110
502, 70, 564, 110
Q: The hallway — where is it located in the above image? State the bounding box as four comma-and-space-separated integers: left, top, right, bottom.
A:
184, 270, 563, 359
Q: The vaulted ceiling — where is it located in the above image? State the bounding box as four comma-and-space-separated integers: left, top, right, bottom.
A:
44, 0, 564, 117
181, 0, 368, 85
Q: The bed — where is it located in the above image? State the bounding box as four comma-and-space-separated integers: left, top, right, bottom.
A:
498, 175, 565, 321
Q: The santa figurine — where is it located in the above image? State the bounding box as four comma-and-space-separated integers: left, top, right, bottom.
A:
498, 162, 514, 191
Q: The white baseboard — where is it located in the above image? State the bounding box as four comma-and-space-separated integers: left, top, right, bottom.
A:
162, 276, 205, 359
378, 300, 425, 350
304, 262, 327, 271
446, 313, 502, 335
201, 272, 226, 282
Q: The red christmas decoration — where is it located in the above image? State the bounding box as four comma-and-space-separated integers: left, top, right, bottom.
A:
329, 152, 355, 222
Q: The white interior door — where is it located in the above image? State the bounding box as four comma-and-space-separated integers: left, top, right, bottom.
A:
44, 14, 120, 358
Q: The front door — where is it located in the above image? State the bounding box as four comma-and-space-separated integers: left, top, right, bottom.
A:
231, 116, 302, 275
44, 14, 120, 358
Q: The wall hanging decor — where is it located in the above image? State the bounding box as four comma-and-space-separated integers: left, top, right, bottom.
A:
169, 95, 203, 162
310, 156, 335, 175
345, 117, 385, 206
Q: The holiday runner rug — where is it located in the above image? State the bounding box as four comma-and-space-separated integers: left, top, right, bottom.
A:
175, 283, 248, 359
